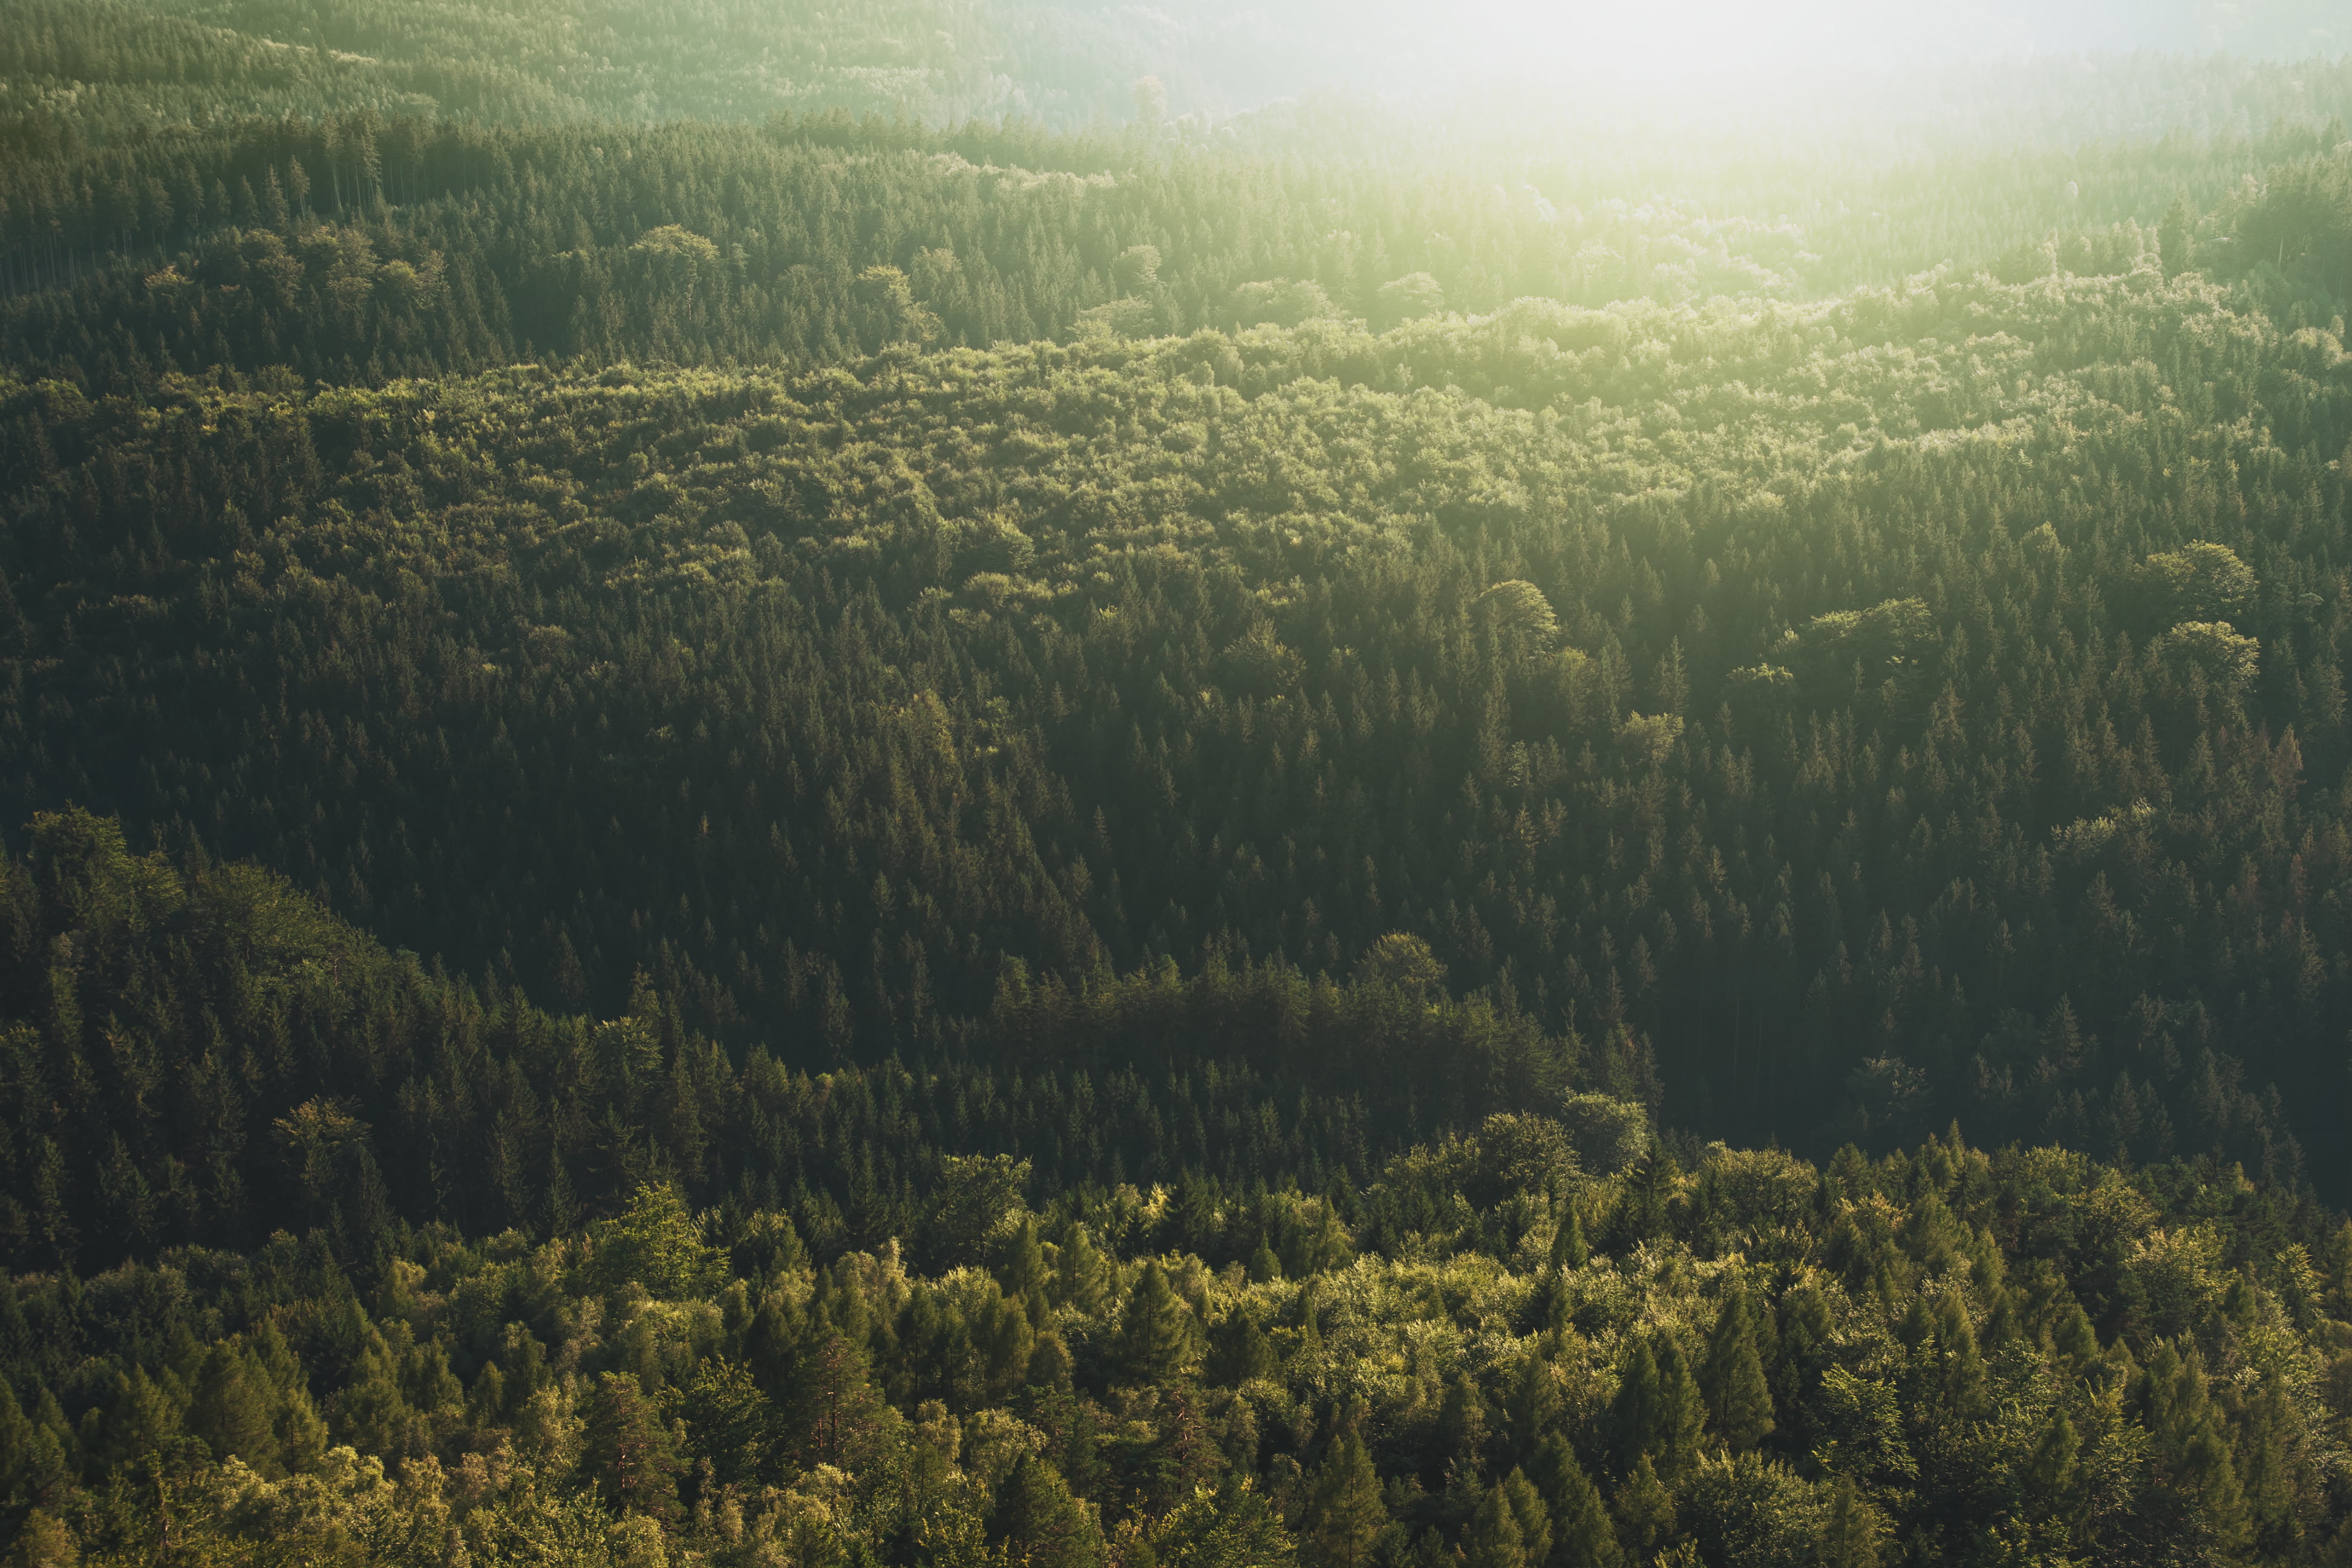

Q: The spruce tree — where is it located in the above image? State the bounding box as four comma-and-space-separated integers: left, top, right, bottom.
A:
1698, 1290, 1773, 1452
994, 1452, 1103, 1568
1112, 1261, 1198, 1386
1608, 1339, 1661, 1473
1466, 1481, 1529, 1568
1210, 1312, 1278, 1385
187, 1343, 276, 1475
999, 1214, 1053, 1325
1302, 1431, 1387, 1568
1818, 1475, 1884, 1568
0, 1380, 36, 1500
1612, 1455, 1674, 1561
1550, 1203, 1588, 1270
1650, 1339, 1705, 1475
581, 1372, 682, 1521
1527, 1434, 1622, 1568
1507, 1352, 1563, 1456
1501, 1468, 1550, 1567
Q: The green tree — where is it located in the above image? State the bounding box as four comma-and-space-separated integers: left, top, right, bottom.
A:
1466, 1481, 1529, 1568
1301, 1431, 1387, 1568
1612, 1337, 1703, 1476
186, 1344, 276, 1476
1155, 1477, 1296, 1568
1209, 1312, 1278, 1386
1527, 1434, 1622, 1568
1501, 1469, 1551, 1567
588, 1181, 725, 1300
1612, 1455, 1675, 1561
1817, 1475, 1884, 1568
581, 1371, 682, 1521
1698, 1291, 1774, 1452
1112, 1262, 1199, 1385
995, 1452, 1104, 1568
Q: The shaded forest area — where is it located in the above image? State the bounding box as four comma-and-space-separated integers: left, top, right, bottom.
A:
5, 204, 2351, 1179
5, 811, 2352, 1568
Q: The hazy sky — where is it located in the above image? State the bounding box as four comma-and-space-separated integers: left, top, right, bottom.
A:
1342, 0, 2348, 81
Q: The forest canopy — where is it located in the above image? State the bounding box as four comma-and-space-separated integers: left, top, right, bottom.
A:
2, 13, 2352, 1568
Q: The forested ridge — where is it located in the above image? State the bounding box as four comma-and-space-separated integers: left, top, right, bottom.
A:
5, 808, 2352, 1568
5, 17, 2352, 1567
8, 223, 2352, 1175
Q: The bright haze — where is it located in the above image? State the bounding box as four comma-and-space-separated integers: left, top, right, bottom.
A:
1231, 0, 2349, 96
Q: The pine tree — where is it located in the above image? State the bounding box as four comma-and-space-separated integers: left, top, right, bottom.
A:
581, 1372, 682, 1521
785, 1328, 890, 1472
1210, 1312, 1278, 1385
1507, 1353, 1563, 1456
8, 1509, 77, 1568
1930, 1295, 1987, 1419
994, 1452, 1103, 1568
1466, 1481, 1529, 1568
1609, 1340, 1660, 1473
0, 1380, 36, 1500
1301, 1431, 1387, 1568
187, 1343, 276, 1475
2141, 1346, 2249, 1555
1612, 1455, 1674, 1562
1501, 1469, 1550, 1567
999, 1213, 1053, 1324
1698, 1290, 1773, 1452
1527, 1434, 1621, 1568
1818, 1475, 1884, 1568
1650, 1339, 1705, 1474
1550, 1203, 1588, 1271
1054, 1223, 1111, 1316
2020, 1409, 2079, 1546
1112, 1262, 1198, 1385
1439, 1373, 1492, 1478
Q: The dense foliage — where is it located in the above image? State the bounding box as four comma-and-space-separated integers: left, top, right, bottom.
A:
7, 13, 2352, 1564
5, 814, 2352, 1568
6, 200, 2352, 1182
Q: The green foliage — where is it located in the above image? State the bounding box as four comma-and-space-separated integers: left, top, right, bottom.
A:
1698, 1291, 1774, 1454
4, 28, 2352, 1568
1113, 1262, 1202, 1387
581, 1371, 684, 1521
588, 1183, 727, 1301
2134, 541, 2259, 625
1300, 1432, 1385, 1568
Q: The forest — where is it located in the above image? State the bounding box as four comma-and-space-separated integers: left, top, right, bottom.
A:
4, 6, 2352, 1565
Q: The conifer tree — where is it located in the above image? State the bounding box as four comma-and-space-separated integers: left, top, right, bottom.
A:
785, 1328, 891, 1472
8, 1509, 76, 1568
1507, 1352, 1563, 1456
1113, 1262, 1198, 1386
1697, 1290, 1772, 1452
1611, 1455, 1674, 1561
581, 1371, 682, 1521
1818, 1475, 1884, 1568
1527, 1434, 1622, 1568
1466, 1481, 1529, 1568
994, 1452, 1103, 1568
1501, 1468, 1550, 1567
1439, 1373, 1492, 1478
1301, 1431, 1387, 1568
0, 1380, 34, 1501
1209, 1312, 1277, 1385
186, 1343, 276, 1475
999, 1214, 1053, 1325
1550, 1203, 1587, 1270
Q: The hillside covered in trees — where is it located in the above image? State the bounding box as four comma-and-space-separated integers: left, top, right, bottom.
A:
4, 811, 2352, 1568
4, 12, 2352, 1567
